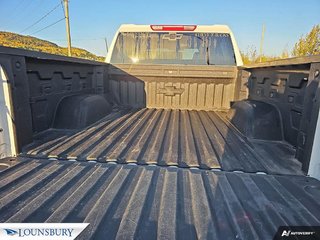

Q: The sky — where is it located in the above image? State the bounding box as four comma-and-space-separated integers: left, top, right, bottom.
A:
0, 0, 319, 57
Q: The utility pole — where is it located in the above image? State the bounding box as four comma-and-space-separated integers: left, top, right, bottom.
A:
104, 37, 108, 53
259, 24, 265, 63
63, 0, 72, 56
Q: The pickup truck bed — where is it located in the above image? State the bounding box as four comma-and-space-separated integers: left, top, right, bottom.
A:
1, 47, 320, 239
22, 108, 302, 175
0, 158, 319, 240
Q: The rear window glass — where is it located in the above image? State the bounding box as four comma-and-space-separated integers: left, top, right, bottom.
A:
110, 32, 236, 65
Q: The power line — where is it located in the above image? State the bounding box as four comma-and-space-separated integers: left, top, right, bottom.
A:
20, 3, 63, 34
60, 0, 66, 17
29, 17, 66, 35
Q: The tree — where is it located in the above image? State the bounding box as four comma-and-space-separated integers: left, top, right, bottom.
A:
241, 45, 258, 64
280, 49, 289, 59
241, 45, 284, 65
292, 24, 320, 56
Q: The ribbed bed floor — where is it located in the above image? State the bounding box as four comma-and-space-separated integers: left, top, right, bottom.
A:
0, 159, 319, 239
22, 108, 302, 175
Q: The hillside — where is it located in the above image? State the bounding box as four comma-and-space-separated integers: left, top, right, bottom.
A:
0, 31, 105, 62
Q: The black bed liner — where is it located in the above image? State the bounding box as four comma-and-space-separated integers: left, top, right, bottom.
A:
22, 108, 302, 175
0, 158, 319, 239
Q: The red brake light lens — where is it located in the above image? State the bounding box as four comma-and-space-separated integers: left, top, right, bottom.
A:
150, 25, 197, 31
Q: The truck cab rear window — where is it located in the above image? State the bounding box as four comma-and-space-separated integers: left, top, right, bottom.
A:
110, 32, 236, 65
